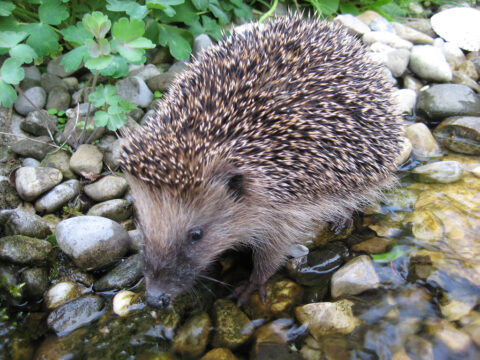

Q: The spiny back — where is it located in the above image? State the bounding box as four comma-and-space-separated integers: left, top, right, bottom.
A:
120, 16, 403, 201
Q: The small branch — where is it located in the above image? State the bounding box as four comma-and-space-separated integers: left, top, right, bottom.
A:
79, 70, 99, 145
259, 0, 279, 22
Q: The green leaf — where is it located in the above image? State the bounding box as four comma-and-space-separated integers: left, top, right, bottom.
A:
146, 0, 184, 17
85, 38, 110, 57
39, 0, 69, 25
371, 245, 407, 263
118, 99, 136, 112
22, 23, 59, 57
83, 11, 111, 39
60, 45, 88, 72
88, 84, 118, 107
0, 79, 17, 107
158, 24, 192, 60
94, 110, 109, 127
156, 1, 199, 25
232, 2, 253, 21
201, 15, 222, 40
112, 17, 145, 42
61, 23, 93, 44
99, 55, 129, 78
191, 0, 208, 11
339, 2, 359, 15
47, 108, 58, 114
9, 44, 37, 63
115, 43, 144, 63
208, 3, 229, 25
94, 109, 127, 131
1, 57, 23, 84
0, 31, 28, 49
0, 1, 15, 16
106, 0, 148, 19
85, 55, 113, 70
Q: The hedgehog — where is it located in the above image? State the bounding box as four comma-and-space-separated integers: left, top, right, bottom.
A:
119, 15, 403, 309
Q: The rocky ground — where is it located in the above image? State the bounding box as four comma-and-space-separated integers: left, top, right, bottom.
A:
1, 4, 480, 360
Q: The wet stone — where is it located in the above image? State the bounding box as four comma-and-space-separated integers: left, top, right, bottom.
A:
93, 253, 143, 291
352, 237, 395, 254
452, 71, 480, 93
35, 179, 81, 213
252, 320, 303, 360
412, 161, 463, 184
20, 267, 49, 300
426, 320, 472, 353
10, 135, 51, 160
405, 123, 442, 159
84, 175, 128, 202
40, 150, 76, 179
416, 84, 480, 121
1, 207, 52, 238
211, 299, 255, 350
433, 116, 480, 155
395, 89, 416, 114
200, 348, 238, 360
0, 235, 52, 264
172, 312, 211, 358
55, 216, 130, 270
21, 110, 57, 136
44, 281, 83, 310
395, 137, 413, 166
47, 295, 104, 335
287, 242, 346, 287
86, 199, 132, 222
69, 144, 103, 176
331, 255, 380, 298
295, 299, 361, 339
15, 166, 63, 201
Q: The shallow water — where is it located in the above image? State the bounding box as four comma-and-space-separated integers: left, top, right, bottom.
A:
1, 151, 480, 360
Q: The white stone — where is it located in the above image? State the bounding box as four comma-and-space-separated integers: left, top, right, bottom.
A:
362, 31, 413, 50
331, 255, 380, 298
334, 14, 370, 36
409, 45, 452, 82
395, 88, 417, 114
113, 290, 136, 317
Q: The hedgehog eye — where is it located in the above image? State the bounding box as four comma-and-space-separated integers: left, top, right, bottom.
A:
187, 229, 203, 243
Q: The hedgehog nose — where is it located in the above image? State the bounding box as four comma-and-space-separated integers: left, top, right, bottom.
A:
146, 289, 171, 309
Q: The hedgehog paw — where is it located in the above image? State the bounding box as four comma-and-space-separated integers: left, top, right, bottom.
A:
329, 213, 354, 235
233, 281, 267, 306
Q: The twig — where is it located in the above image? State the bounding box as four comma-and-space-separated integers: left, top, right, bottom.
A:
79, 70, 99, 145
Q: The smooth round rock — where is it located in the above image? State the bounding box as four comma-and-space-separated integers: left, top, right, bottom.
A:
334, 14, 370, 36
61, 116, 105, 145
146, 72, 176, 92
22, 158, 40, 167
21, 267, 49, 299
40, 73, 66, 92
69, 144, 103, 175
127, 229, 143, 252
395, 137, 413, 166
10, 135, 51, 160
84, 176, 128, 202
44, 281, 82, 310
128, 64, 162, 81
47, 295, 104, 335
295, 299, 361, 339
47, 55, 77, 78
395, 88, 417, 114
21, 110, 57, 136
40, 150, 76, 179
412, 161, 463, 184
15, 166, 63, 201
452, 71, 480, 93
46, 86, 71, 112
391, 22, 434, 44
116, 76, 153, 108
173, 312, 211, 358
431, 7, 480, 51
433, 116, 480, 155
1, 208, 52, 238
369, 17, 395, 33
362, 31, 413, 49
14, 86, 47, 116
93, 253, 143, 291
416, 84, 480, 120
0, 235, 52, 264
35, 179, 81, 213
55, 216, 130, 270
112, 290, 136, 317
409, 45, 452, 82
21, 65, 41, 90
86, 199, 132, 222
200, 348, 238, 360
405, 123, 442, 160
331, 255, 381, 298
193, 34, 214, 57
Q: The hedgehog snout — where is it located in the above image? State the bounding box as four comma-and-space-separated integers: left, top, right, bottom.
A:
146, 286, 171, 309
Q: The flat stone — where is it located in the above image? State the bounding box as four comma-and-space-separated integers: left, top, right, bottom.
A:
173, 312, 211, 358
15, 166, 63, 201
146, 72, 176, 92
116, 76, 153, 108
14, 86, 47, 116
391, 22, 434, 44
35, 179, 81, 213
84, 175, 128, 202
452, 71, 480, 93
331, 255, 381, 297
1, 207, 51, 238
10, 135, 51, 160
46, 86, 71, 112
363, 31, 413, 50
47, 295, 104, 335
352, 237, 395, 254
334, 14, 370, 36
128, 64, 162, 81
412, 161, 463, 184
409, 45, 452, 82
405, 123, 442, 160
93, 253, 143, 291
69, 144, 103, 176
86, 199, 132, 222
434, 116, 480, 155
40, 150, 76, 179
295, 299, 361, 339
0, 235, 52, 264
55, 216, 130, 270
416, 84, 480, 120
44, 281, 83, 310
21, 110, 57, 137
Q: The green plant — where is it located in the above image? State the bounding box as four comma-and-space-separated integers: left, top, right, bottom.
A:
47, 108, 67, 131
1, 276, 25, 298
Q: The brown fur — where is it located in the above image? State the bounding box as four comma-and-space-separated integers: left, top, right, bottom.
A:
119, 15, 403, 306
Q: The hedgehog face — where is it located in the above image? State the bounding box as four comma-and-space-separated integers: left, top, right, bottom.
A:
126, 171, 251, 309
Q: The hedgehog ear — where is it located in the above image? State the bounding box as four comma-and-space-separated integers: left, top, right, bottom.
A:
226, 173, 244, 201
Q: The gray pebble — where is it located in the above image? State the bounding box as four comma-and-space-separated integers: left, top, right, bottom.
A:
55, 216, 130, 270
0, 235, 52, 264
69, 144, 103, 176
412, 161, 463, 184
46, 86, 71, 112
409, 45, 452, 82
86, 199, 132, 222
22, 158, 40, 167
40, 73, 67, 93
11, 135, 51, 160
20, 66, 41, 90
15, 166, 63, 201
94, 253, 144, 291
41, 150, 76, 179
14, 86, 47, 116
116, 76, 153, 108
1, 207, 52, 238
193, 34, 213, 57
84, 176, 128, 202
21, 267, 49, 300
370, 17, 395, 33
47, 55, 77, 78
21, 110, 57, 137
35, 179, 81, 213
